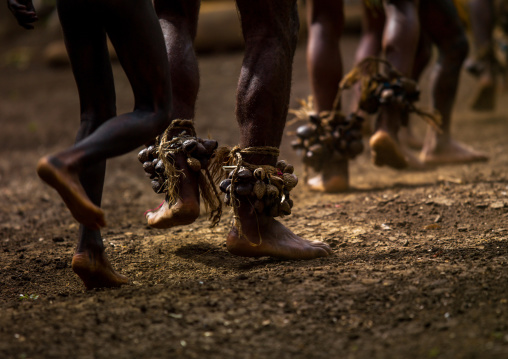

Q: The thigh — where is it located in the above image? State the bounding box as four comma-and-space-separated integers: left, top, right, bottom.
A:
56, 0, 116, 113
102, 0, 171, 109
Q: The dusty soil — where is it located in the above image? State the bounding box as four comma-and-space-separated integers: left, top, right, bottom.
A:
1, 25, 508, 359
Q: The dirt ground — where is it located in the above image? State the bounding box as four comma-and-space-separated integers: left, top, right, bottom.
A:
1, 18, 508, 359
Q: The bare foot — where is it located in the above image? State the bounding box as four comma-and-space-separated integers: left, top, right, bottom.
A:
145, 153, 200, 228
226, 205, 332, 260
72, 251, 129, 290
36, 156, 106, 229
146, 196, 200, 228
307, 159, 349, 193
369, 130, 408, 169
420, 138, 489, 166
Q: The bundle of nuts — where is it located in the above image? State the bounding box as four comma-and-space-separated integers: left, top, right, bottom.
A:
138, 137, 219, 194
138, 144, 165, 194
291, 113, 364, 172
219, 160, 298, 218
359, 73, 420, 114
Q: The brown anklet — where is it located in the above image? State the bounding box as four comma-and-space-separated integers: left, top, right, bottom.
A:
215, 146, 298, 245
340, 57, 442, 132
137, 119, 222, 227
289, 97, 364, 180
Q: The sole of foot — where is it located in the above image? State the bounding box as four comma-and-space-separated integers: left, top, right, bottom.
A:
145, 199, 200, 229
36, 157, 106, 230
369, 130, 408, 169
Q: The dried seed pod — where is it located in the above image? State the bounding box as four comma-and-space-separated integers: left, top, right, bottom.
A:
282, 173, 298, 190
138, 148, 150, 163
237, 167, 253, 180
192, 143, 207, 158
219, 179, 232, 193
253, 180, 266, 200
155, 159, 165, 174
151, 179, 163, 193
182, 139, 198, 154
276, 160, 287, 172
147, 145, 157, 159
380, 88, 394, 102
202, 139, 218, 154
279, 201, 292, 216
270, 175, 284, 191
287, 198, 294, 208
283, 164, 294, 174
143, 161, 156, 174
266, 184, 279, 198
235, 182, 253, 196
253, 199, 265, 214
253, 168, 266, 181
296, 124, 316, 139
187, 157, 201, 171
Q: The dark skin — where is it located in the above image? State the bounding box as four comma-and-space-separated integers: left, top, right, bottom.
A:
466, 0, 497, 111
8, 0, 173, 289
418, 0, 488, 164
367, 0, 421, 169
354, 0, 487, 168
146, 0, 332, 259
303, 0, 350, 193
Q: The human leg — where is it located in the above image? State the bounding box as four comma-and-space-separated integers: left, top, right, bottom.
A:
419, 0, 488, 165
145, 0, 202, 228
38, 0, 171, 289
225, 0, 331, 259
303, 0, 349, 192
467, 0, 497, 111
369, 0, 420, 169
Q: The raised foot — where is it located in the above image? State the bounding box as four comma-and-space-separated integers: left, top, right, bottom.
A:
420, 139, 489, 166
72, 251, 129, 290
145, 198, 200, 229
227, 218, 332, 260
369, 130, 408, 169
36, 156, 106, 230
